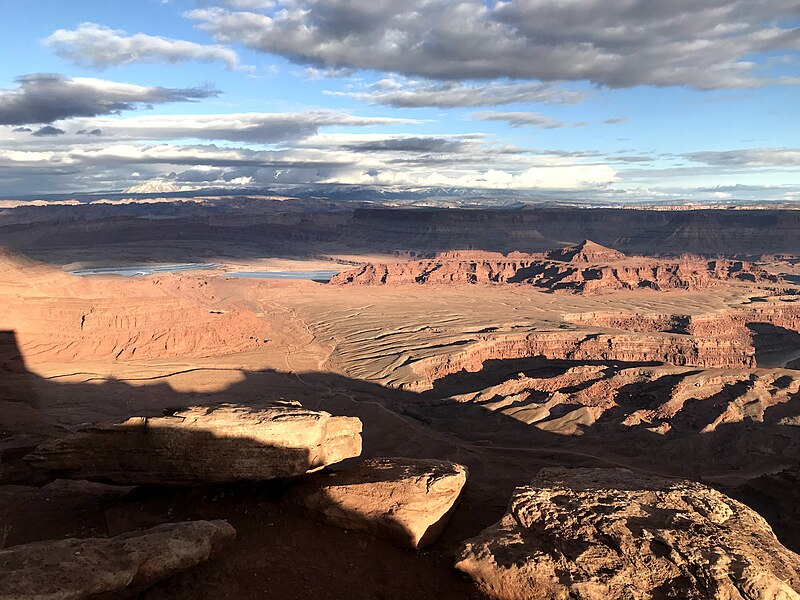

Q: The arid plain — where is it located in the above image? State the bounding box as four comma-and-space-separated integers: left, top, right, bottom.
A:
2, 199, 800, 598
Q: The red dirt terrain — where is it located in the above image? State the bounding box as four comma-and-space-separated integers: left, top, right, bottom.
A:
0, 248, 270, 362
2, 205, 800, 599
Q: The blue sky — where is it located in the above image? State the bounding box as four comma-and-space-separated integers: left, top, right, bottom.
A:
0, 0, 798, 202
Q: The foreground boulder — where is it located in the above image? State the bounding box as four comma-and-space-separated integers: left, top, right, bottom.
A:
456, 467, 800, 600
26, 403, 362, 485
0, 520, 235, 599
287, 457, 468, 549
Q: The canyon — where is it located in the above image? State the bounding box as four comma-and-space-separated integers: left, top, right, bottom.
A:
1, 200, 800, 599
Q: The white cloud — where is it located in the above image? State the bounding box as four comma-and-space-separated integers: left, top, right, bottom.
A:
45, 22, 244, 70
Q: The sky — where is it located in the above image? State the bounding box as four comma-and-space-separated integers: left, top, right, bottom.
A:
0, 0, 798, 203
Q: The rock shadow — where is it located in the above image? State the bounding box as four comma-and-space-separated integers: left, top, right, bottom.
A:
748, 323, 800, 368
1, 330, 799, 558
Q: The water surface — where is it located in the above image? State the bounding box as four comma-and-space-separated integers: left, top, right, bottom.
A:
225, 270, 340, 282
69, 263, 220, 277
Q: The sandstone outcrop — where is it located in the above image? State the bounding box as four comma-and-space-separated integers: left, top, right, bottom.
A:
26, 403, 362, 485
0, 520, 235, 599
330, 242, 782, 293
0, 248, 271, 363
286, 457, 468, 549
456, 467, 800, 600
546, 240, 626, 263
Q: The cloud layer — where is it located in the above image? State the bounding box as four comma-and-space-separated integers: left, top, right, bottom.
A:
189, 0, 800, 88
328, 79, 585, 108
472, 111, 583, 129
0, 74, 217, 125
59, 111, 421, 143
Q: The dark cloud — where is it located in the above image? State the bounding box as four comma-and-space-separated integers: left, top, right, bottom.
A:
340, 137, 469, 153
12, 127, 32, 133
189, 1, 800, 88
32, 125, 66, 137
686, 148, 800, 167
604, 118, 628, 125
76, 128, 103, 136
0, 74, 218, 126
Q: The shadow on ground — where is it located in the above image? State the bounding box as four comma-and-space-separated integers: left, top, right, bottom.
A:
2, 329, 800, 598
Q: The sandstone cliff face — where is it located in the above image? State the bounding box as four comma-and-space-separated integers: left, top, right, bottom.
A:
456, 468, 800, 600
8, 205, 800, 261
346, 206, 800, 256
410, 330, 757, 389
566, 305, 800, 340
405, 300, 800, 390
330, 241, 782, 294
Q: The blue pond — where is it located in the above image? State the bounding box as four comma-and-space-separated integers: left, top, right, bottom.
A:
69, 263, 220, 277
225, 270, 340, 282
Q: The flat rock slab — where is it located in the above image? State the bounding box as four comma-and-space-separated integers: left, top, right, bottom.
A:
456, 467, 800, 600
286, 457, 468, 549
0, 520, 235, 600
25, 402, 362, 485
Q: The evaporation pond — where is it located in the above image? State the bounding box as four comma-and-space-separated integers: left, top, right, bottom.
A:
69, 263, 220, 276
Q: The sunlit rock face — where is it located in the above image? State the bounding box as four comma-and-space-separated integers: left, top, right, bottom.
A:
330, 241, 781, 293
456, 467, 800, 600
25, 403, 363, 485
286, 457, 468, 549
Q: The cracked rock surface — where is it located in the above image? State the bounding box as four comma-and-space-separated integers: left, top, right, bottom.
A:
456, 467, 800, 600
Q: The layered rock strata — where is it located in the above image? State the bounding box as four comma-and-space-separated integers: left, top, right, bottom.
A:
411, 331, 758, 388
331, 241, 782, 294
